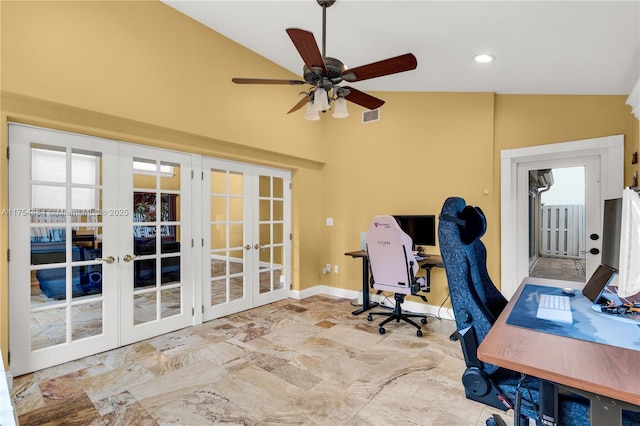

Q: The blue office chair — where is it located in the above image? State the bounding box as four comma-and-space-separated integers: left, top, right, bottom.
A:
365, 215, 430, 337
437, 197, 595, 426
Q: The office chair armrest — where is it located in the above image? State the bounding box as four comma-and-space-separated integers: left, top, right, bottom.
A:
457, 326, 482, 369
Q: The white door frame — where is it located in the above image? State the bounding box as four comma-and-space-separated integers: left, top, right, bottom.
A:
500, 135, 624, 299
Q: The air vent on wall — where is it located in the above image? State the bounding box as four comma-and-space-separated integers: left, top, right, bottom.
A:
362, 109, 380, 124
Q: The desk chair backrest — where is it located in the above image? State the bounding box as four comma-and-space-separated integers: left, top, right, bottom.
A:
438, 197, 507, 374
366, 215, 420, 295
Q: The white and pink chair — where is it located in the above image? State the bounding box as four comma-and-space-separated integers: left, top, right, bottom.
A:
365, 215, 429, 336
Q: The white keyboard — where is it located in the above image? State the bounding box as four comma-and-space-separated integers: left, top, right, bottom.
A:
536, 294, 573, 323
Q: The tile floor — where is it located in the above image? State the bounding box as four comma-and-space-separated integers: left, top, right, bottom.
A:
11, 295, 516, 425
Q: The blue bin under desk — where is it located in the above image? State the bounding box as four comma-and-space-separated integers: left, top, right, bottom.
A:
36, 267, 102, 299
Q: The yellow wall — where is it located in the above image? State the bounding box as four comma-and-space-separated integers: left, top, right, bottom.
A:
0, 0, 327, 364
321, 92, 496, 307
1, 0, 638, 365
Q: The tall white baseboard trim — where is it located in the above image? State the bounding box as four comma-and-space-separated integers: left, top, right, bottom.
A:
289, 285, 360, 301
289, 285, 455, 320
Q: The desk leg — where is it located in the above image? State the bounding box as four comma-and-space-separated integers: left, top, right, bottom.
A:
590, 396, 623, 425
351, 256, 379, 315
558, 384, 634, 426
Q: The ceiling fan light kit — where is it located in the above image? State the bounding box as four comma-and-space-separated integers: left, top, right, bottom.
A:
304, 102, 321, 121
232, 0, 417, 121
332, 96, 349, 118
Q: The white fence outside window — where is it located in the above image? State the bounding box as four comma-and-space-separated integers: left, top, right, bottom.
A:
540, 204, 585, 259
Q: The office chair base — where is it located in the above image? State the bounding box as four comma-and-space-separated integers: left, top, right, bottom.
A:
366, 293, 428, 337
485, 414, 507, 426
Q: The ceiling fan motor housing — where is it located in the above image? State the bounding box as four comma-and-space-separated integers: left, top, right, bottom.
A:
303, 57, 346, 85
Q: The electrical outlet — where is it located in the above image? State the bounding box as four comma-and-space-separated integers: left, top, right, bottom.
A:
334, 264, 339, 273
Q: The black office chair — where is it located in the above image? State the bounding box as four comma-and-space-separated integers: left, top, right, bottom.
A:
437, 197, 595, 426
365, 215, 430, 337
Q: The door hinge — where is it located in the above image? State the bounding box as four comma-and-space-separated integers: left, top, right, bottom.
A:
6, 147, 9, 160
191, 170, 194, 179
202, 238, 204, 247
191, 239, 194, 248
201, 171, 204, 180
202, 305, 204, 314
289, 182, 292, 190
290, 233, 292, 241
6, 249, 9, 262
192, 307, 195, 316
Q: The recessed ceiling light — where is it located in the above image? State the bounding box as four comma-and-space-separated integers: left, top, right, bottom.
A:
474, 54, 495, 63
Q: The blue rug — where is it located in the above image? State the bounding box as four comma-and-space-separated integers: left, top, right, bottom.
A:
506, 284, 640, 351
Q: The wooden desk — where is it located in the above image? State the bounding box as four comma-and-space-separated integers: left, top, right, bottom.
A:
344, 250, 443, 315
479, 276, 640, 424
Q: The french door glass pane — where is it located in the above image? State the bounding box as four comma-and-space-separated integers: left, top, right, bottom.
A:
208, 169, 247, 307
132, 157, 183, 327
29, 145, 104, 350
258, 175, 286, 294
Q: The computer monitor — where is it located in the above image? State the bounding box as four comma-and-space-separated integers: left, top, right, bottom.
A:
393, 215, 436, 248
601, 198, 622, 270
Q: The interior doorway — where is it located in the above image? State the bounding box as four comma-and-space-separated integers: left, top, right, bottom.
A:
528, 166, 586, 283
500, 135, 624, 299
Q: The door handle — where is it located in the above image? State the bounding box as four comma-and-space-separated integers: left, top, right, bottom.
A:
588, 248, 600, 255
254, 244, 263, 250
244, 244, 251, 250
96, 256, 115, 264
123, 254, 138, 262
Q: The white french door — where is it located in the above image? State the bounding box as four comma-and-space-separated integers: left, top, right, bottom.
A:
8, 124, 193, 374
9, 125, 119, 375
202, 159, 291, 321
9, 124, 291, 374
117, 144, 193, 345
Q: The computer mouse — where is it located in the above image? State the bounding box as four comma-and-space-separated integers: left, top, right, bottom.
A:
562, 287, 575, 296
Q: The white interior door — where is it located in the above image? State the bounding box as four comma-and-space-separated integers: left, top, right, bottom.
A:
252, 167, 291, 307
8, 124, 119, 375
202, 159, 253, 320
202, 160, 291, 321
118, 144, 193, 345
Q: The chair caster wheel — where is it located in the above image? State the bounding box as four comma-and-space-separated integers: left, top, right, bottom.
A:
379, 327, 385, 334
421, 318, 427, 324
367, 314, 372, 321
417, 329, 423, 337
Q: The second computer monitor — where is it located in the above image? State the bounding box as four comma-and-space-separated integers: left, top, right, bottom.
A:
393, 215, 436, 248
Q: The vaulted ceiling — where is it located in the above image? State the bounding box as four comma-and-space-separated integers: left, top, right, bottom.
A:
163, 1, 640, 95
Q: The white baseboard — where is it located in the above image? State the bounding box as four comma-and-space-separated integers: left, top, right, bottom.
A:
289, 285, 455, 320
289, 285, 360, 301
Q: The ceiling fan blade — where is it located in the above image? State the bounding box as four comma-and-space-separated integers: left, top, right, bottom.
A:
232, 78, 306, 85
287, 96, 310, 114
286, 28, 327, 75
343, 87, 385, 110
342, 53, 417, 82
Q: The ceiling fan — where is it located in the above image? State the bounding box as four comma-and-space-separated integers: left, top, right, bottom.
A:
231, 0, 418, 119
